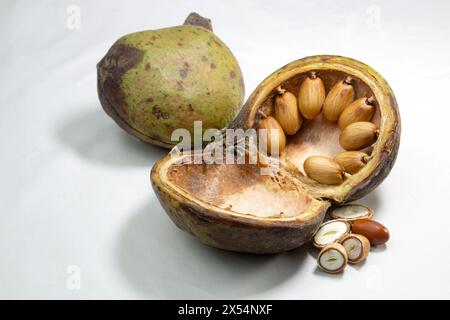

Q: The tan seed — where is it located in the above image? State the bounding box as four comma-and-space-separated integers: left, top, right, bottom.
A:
340, 234, 370, 264
274, 87, 302, 135
339, 121, 379, 150
323, 77, 355, 121
317, 243, 348, 273
303, 155, 345, 185
334, 151, 369, 174
338, 96, 376, 129
258, 116, 286, 155
298, 72, 325, 119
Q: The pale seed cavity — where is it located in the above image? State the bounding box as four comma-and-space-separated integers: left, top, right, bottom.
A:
274, 86, 302, 135
339, 121, 379, 151
304, 155, 345, 185
318, 243, 348, 273
340, 234, 370, 264
313, 220, 350, 248
323, 76, 355, 121
334, 151, 370, 174
298, 71, 325, 119
258, 116, 286, 156
338, 96, 376, 129
329, 204, 374, 221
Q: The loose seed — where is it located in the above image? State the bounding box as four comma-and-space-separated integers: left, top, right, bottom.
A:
350, 219, 389, 246
298, 71, 325, 119
329, 204, 374, 221
313, 219, 351, 248
304, 155, 345, 185
340, 234, 370, 264
334, 151, 370, 174
323, 76, 355, 121
318, 243, 348, 273
274, 86, 302, 135
339, 121, 379, 150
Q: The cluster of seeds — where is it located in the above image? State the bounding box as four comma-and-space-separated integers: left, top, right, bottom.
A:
258, 72, 379, 185
313, 204, 389, 274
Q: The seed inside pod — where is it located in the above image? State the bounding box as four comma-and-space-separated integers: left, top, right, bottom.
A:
340, 234, 370, 264
334, 151, 370, 174
274, 86, 302, 135
329, 204, 374, 221
339, 121, 379, 150
313, 219, 350, 248
338, 96, 376, 129
304, 155, 345, 185
258, 116, 286, 155
323, 76, 355, 121
318, 243, 348, 273
298, 71, 325, 119
350, 219, 389, 246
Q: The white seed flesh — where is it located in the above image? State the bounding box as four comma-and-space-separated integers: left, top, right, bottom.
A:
342, 237, 362, 261
318, 244, 348, 273
313, 220, 350, 248
330, 204, 373, 221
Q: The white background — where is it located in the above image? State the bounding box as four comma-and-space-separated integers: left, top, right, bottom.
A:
1, 0, 449, 299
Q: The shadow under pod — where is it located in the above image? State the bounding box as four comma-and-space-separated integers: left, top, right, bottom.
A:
115, 200, 309, 299
56, 108, 168, 167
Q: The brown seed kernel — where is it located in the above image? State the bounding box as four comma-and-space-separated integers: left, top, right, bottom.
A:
274, 87, 302, 135
258, 116, 286, 155
334, 151, 370, 174
350, 219, 390, 246
304, 156, 345, 185
323, 77, 355, 121
338, 96, 376, 129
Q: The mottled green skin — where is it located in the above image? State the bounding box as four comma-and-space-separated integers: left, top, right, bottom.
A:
100, 25, 244, 147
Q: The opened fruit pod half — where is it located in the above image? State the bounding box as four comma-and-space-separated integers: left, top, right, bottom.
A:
151, 55, 400, 253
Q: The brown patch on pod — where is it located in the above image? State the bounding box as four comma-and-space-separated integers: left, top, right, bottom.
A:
339, 121, 379, 150
258, 116, 286, 155
334, 151, 370, 174
297, 71, 325, 119
274, 86, 302, 135
350, 219, 390, 246
340, 234, 370, 264
318, 243, 348, 273
304, 155, 346, 185
323, 76, 355, 121
338, 96, 376, 129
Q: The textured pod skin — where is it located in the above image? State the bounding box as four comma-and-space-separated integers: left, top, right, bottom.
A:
97, 15, 244, 148
338, 97, 375, 129
151, 159, 328, 254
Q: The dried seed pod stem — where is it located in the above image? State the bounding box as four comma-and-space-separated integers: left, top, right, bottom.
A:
339, 121, 379, 150
323, 77, 355, 121
304, 155, 346, 185
334, 151, 370, 174
298, 71, 326, 119
274, 87, 302, 135
340, 234, 370, 264
338, 96, 376, 129
318, 243, 348, 273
